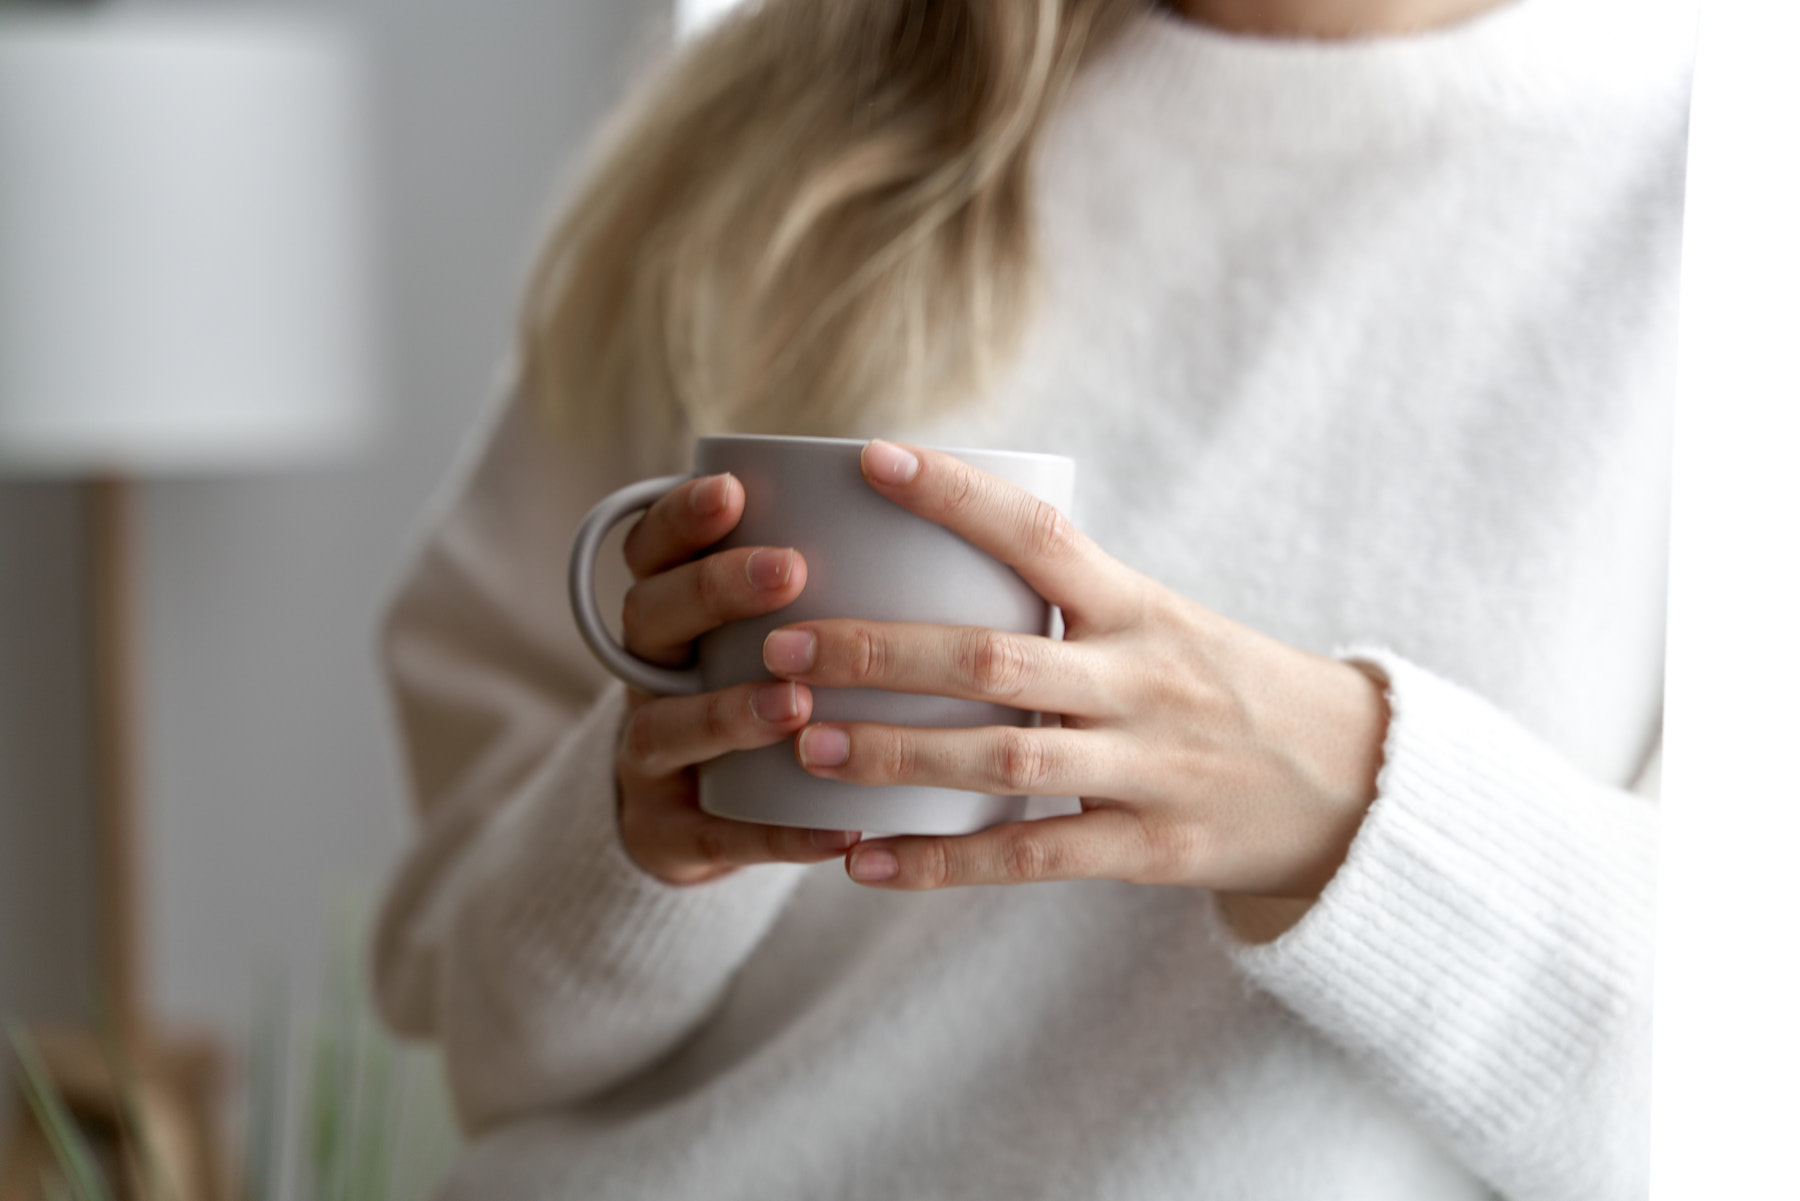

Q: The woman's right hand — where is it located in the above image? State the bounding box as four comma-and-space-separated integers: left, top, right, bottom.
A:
613, 471, 861, 885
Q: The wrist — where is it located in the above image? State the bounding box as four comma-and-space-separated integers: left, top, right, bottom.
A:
1290, 653, 1390, 818
1214, 656, 1386, 945
1234, 639, 1390, 897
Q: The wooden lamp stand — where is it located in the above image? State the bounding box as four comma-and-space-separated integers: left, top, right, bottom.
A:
0, 480, 227, 1201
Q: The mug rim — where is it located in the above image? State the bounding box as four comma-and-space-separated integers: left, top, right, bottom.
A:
695, 432, 1074, 467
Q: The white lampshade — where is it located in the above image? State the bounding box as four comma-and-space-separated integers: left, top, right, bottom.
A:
0, 11, 376, 474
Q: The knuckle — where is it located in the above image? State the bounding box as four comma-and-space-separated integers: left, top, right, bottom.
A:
873, 728, 916, 783
620, 516, 653, 579
701, 689, 738, 745
1134, 656, 1192, 711
964, 628, 1029, 700
621, 708, 661, 772
848, 626, 889, 685
768, 824, 810, 862
696, 554, 735, 616
620, 585, 649, 646
1118, 811, 1192, 885
999, 830, 1056, 883
994, 728, 1049, 793
1024, 500, 1077, 563
916, 839, 955, 889
940, 464, 983, 520
692, 821, 733, 869
1149, 818, 1208, 884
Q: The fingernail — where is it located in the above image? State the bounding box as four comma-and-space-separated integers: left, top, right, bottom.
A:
798, 725, 849, 768
750, 681, 798, 723
809, 829, 861, 851
691, 473, 732, 516
744, 548, 795, 590
863, 440, 919, 485
763, 629, 816, 675
849, 847, 899, 883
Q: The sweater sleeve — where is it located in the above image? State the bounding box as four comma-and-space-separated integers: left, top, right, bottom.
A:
369, 377, 806, 1135
1224, 647, 1657, 1201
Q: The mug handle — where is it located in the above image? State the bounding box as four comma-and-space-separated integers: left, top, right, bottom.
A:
567, 473, 706, 696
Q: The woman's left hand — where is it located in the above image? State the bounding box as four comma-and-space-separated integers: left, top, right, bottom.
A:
761, 440, 1391, 909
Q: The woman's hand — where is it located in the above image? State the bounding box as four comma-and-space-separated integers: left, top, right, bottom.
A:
762, 440, 1390, 916
613, 471, 861, 885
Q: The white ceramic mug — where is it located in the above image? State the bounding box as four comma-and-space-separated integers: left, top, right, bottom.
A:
569, 434, 1076, 835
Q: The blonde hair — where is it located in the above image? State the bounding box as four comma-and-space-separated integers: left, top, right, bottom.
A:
519, 0, 1139, 451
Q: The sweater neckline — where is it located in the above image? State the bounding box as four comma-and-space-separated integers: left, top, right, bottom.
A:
1079, 0, 1696, 156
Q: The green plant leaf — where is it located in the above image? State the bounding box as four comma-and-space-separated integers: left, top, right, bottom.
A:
6, 1023, 112, 1201
96, 1025, 178, 1201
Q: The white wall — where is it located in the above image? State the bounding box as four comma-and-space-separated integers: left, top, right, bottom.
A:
0, 0, 668, 1057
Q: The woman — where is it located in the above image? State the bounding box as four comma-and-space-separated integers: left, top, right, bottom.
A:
373, 0, 1691, 1197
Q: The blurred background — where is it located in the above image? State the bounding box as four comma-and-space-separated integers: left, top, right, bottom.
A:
0, 0, 731, 1192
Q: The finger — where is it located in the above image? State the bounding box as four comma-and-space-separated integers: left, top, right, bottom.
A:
762, 619, 1116, 717
625, 546, 808, 663
843, 808, 1148, 890
858, 440, 1139, 630
619, 775, 860, 886
619, 680, 814, 779
681, 811, 864, 874
621, 472, 744, 581
793, 722, 1128, 798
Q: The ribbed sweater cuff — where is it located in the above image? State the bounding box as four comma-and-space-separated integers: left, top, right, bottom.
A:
476, 681, 804, 1003
1226, 647, 1656, 1148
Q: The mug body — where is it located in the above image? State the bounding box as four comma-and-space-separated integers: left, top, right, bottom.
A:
691, 435, 1075, 835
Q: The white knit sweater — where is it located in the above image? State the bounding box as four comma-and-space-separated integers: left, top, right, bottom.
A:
372, 1, 1694, 1197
